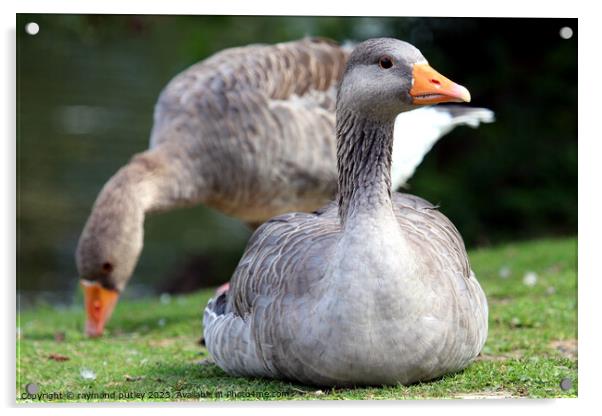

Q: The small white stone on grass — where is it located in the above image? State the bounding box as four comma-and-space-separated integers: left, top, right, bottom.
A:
522, 271, 538, 287
80, 368, 97, 380
160, 293, 172, 304
499, 266, 511, 279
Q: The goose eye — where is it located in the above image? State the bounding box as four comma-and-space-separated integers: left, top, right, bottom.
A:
101, 262, 114, 274
378, 56, 393, 69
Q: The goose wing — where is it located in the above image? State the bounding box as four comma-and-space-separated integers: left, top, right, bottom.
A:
227, 202, 339, 317
202, 203, 339, 378
392, 193, 487, 354
392, 192, 471, 280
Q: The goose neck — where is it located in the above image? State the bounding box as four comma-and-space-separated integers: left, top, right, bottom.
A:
336, 108, 395, 225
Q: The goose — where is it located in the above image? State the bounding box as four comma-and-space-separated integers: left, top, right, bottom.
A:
76, 37, 492, 337
203, 38, 488, 387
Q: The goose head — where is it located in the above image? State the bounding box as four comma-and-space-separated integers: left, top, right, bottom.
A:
75, 195, 144, 337
337, 38, 471, 121
335, 38, 472, 222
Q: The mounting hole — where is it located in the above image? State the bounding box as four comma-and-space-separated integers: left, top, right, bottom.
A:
25, 22, 39, 36
560, 377, 572, 391
25, 383, 39, 395
559, 26, 573, 40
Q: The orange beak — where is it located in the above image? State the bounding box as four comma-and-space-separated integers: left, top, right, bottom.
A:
80, 280, 119, 337
410, 62, 471, 105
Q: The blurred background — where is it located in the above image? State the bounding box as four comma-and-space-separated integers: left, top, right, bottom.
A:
17, 15, 577, 307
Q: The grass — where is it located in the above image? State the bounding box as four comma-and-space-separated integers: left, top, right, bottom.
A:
16, 237, 577, 402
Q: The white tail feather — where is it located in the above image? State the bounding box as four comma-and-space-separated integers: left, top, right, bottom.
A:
391, 106, 495, 190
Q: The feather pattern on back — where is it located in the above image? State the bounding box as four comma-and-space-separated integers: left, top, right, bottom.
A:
147, 38, 350, 222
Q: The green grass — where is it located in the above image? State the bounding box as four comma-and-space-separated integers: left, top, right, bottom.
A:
16, 237, 577, 402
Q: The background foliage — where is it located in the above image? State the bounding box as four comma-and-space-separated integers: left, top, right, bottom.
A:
16, 15, 577, 304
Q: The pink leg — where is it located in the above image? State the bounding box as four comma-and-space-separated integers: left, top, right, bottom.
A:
216, 282, 230, 297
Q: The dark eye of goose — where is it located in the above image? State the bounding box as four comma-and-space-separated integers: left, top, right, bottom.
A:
101, 262, 114, 274
378, 56, 393, 69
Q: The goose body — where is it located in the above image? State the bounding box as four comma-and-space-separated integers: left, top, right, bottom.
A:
77, 37, 492, 336
203, 38, 488, 386
204, 195, 487, 386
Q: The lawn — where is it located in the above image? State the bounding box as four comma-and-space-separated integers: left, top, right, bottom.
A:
16, 237, 578, 402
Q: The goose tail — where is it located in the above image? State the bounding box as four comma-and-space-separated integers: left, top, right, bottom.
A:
438, 106, 495, 130
203, 285, 273, 379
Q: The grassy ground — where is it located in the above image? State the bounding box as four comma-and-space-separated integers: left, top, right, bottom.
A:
16, 237, 577, 402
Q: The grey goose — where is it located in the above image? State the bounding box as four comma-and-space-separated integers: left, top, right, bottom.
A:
203, 38, 488, 387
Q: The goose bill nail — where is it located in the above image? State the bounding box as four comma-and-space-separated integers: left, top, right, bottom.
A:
410, 63, 471, 104
81, 280, 119, 337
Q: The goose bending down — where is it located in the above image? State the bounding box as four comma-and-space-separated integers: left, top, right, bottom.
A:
76, 37, 492, 337
203, 38, 488, 387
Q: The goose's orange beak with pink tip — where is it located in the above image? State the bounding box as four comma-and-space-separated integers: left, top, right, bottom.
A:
81, 280, 120, 337
410, 62, 471, 105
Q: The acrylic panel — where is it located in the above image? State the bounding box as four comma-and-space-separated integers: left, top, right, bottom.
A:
16, 14, 577, 402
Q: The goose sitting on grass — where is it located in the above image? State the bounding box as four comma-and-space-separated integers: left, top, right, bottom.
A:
76, 37, 492, 337
203, 38, 488, 387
